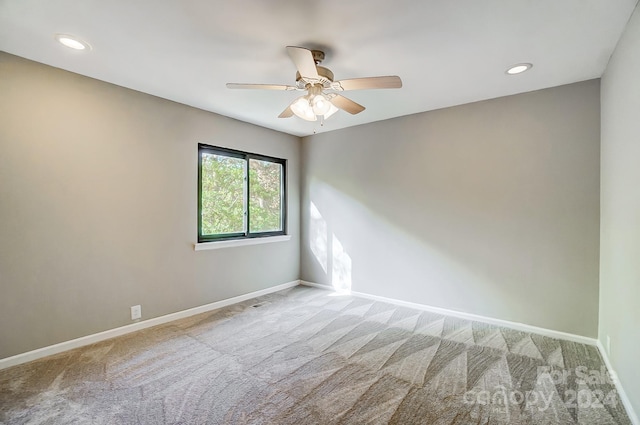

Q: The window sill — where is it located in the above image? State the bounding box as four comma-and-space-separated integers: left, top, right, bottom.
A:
194, 235, 291, 251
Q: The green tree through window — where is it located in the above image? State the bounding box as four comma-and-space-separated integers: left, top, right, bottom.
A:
249, 159, 282, 233
198, 144, 286, 242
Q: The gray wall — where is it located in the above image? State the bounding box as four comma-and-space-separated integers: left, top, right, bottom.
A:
0, 52, 300, 359
600, 3, 640, 417
301, 80, 601, 337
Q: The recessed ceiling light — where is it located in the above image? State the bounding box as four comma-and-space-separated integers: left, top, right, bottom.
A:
506, 63, 532, 75
55, 34, 91, 51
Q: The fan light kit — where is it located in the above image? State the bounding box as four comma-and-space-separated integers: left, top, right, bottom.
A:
55, 34, 91, 51
227, 46, 402, 123
506, 63, 532, 75
289, 85, 339, 122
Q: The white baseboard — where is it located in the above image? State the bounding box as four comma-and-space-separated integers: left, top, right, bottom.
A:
0, 280, 300, 371
596, 340, 639, 425
299, 281, 597, 346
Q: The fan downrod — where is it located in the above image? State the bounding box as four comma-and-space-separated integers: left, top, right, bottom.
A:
310, 50, 325, 64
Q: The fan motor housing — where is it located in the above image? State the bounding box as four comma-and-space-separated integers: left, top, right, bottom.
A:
296, 66, 334, 87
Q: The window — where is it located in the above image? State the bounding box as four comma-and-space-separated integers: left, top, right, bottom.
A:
198, 144, 286, 242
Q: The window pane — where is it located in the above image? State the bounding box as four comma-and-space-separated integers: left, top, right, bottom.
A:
249, 159, 283, 233
200, 153, 245, 236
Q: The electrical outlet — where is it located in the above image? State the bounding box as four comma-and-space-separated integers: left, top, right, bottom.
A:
131, 305, 142, 320
606, 335, 611, 355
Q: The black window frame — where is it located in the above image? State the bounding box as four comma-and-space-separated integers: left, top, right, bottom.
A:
197, 143, 287, 243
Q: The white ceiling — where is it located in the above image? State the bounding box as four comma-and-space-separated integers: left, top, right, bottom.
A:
1, 0, 637, 137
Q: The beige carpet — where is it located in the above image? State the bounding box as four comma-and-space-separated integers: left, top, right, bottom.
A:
0, 286, 632, 424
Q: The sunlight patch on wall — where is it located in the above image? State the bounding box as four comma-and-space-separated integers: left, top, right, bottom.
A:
310, 202, 328, 274
309, 200, 352, 293
331, 235, 352, 293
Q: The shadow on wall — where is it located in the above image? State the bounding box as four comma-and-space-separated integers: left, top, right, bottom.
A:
309, 201, 352, 293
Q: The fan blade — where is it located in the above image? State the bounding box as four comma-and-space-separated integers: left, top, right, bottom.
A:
278, 106, 294, 118
226, 83, 297, 91
329, 94, 365, 115
331, 76, 402, 91
286, 46, 319, 80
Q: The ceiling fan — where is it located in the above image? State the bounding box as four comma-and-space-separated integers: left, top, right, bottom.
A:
226, 46, 402, 122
